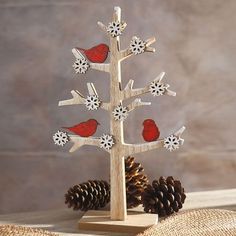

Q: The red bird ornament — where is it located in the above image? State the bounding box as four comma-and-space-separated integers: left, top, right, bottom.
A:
76, 43, 109, 63
142, 119, 160, 142
63, 119, 99, 137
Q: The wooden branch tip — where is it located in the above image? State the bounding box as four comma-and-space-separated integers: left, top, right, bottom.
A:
121, 22, 127, 30
145, 37, 156, 46
127, 98, 151, 111
145, 46, 155, 53
145, 37, 156, 53
97, 21, 108, 34
121, 80, 150, 100
124, 79, 134, 90
58, 90, 85, 106
155, 72, 165, 82
174, 126, 186, 137
72, 48, 84, 59
114, 6, 121, 19
166, 89, 176, 96
87, 83, 98, 96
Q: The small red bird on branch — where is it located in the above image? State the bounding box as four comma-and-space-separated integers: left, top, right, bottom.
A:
63, 119, 99, 137
76, 44, 109, 63
142, 119, 160, 142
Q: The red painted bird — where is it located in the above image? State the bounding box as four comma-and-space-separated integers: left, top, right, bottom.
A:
142, 119, 160, 142
63, 119, 99, 137
76, 44, 109, 63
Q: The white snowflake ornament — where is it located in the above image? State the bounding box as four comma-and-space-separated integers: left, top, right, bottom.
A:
112, 104, 128, 121
149, 81, 167, 96
73, 58, 89, 74
129, 36, 146, 55
107, 21, 126, 37
53, 130, 69, 146
85, 95, 101, 111
100, 134, 114, 150
164, 135, 182, 152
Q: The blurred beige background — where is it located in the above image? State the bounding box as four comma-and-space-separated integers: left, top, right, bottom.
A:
0, 0, 235, 214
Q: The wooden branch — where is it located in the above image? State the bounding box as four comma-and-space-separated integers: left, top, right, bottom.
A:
123, 126, 185, 156
145, 37, 156, 52
121, 72, 176, 100
58, 90, 85, 106
86, 82, 97, 96
90, 63, 110, 73
119, 37, 156, 61
58, 85, 110, 111
97, 21, 108, 33
173, 126, 186, 137
164, 85, 177, 96
113, 6, 121, 21
146, 37, 156, 47
72, 48, 84, 59
69, 135, 103, 153
127, 98, 151, 112
121, 79, 148, 100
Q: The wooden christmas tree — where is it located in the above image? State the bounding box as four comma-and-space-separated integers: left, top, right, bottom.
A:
53, 6, 185, 231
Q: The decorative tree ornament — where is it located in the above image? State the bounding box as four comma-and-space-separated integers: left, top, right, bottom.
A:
55, 6, 186, 225
72, 57, 90, 74
107, 21, 126, 37
85, 95, 101, 110
100, 134, 114, 150
63, 119, 99, 137
53, 130, 69, 146
149, 81, 167, 96
112, 104, 129, 121
129, 36, 146, 55
142, 119, 160, 142
164, 135, 182, 152
76, 44, 109, 63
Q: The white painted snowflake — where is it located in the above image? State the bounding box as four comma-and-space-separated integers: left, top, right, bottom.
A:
100, 134, 114, 150
85, 95, 101, 111
53, 130, 69, 146
164, 135, 181, 152
107, 21, 126, 37
112, 104, 128, 121
129, 36, 146, 55
73, 58, 89, 74
149, 81, 167, 96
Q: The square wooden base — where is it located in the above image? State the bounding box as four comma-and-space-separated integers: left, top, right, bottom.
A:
78, 210, 158, 234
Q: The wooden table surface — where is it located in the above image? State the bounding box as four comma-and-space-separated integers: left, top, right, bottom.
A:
0, 189, 235, 236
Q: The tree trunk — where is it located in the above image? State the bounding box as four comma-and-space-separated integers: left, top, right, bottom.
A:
109, 7, 127, 221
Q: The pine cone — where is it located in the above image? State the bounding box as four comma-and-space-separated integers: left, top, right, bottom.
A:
65, 180, 110, 211
125, 156, 149, 209
142, 176, 186, 217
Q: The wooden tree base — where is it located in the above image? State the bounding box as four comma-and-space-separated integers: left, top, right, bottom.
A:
78, 210, 158, 234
